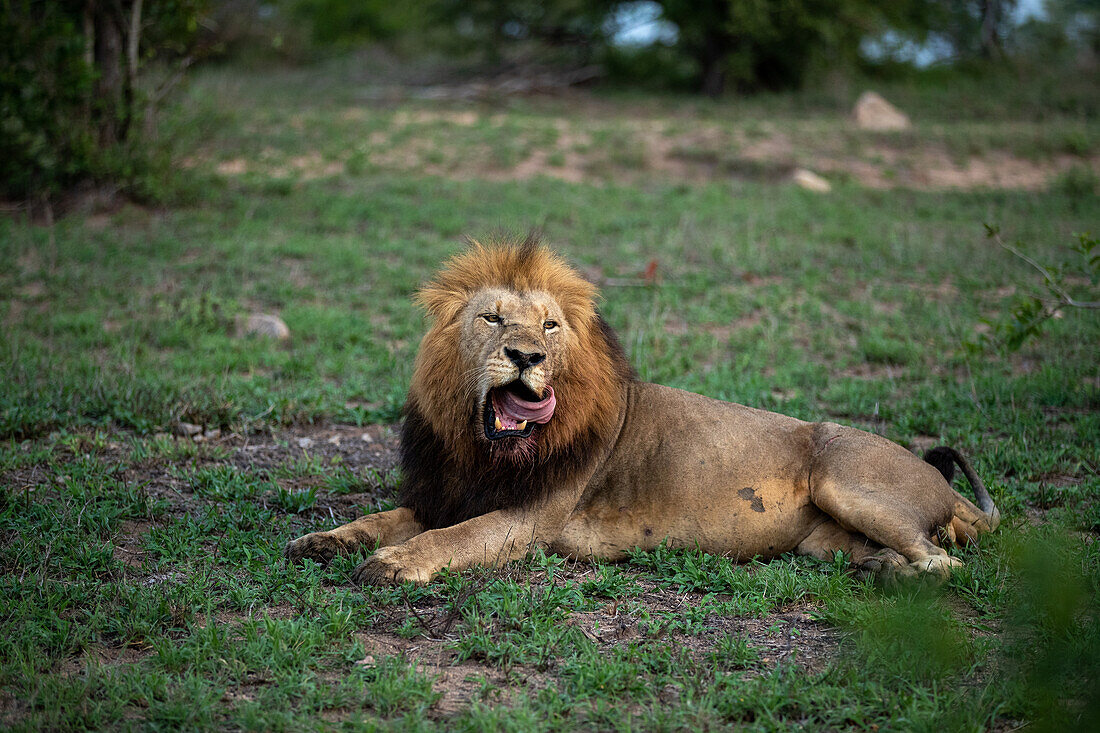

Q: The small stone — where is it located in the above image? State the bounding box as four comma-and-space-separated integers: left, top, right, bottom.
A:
192, 433, 205, 443
176, 422, 202, 437
354, 655, 376, 667
853, 91, 910, 131
327, 435, 341, 446
204, 428, 221, 440
360, 433, 374, 443
792, 168, 831, 192
297, 437, 314, 449
242, 313, 290, 340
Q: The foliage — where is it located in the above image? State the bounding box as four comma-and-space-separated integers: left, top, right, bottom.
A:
654, 0, 929, 94
974, 226, 1100, 352
929, 0, 1020, 60
430, 0, 618, 64
286, 0, 428, 47
0, 0, 206, 200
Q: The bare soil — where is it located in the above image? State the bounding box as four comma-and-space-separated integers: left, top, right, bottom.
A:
197, 99, 1096, 191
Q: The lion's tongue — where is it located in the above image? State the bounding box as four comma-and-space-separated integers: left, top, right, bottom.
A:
493, 386, 556, 429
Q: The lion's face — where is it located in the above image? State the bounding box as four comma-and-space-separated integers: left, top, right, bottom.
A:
408, 239, 629, 474
458, 287, 574, 445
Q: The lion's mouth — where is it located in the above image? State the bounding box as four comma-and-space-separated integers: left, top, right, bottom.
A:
483, 382, 556, 440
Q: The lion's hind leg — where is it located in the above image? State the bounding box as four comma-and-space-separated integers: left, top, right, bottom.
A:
807, 428, 965, 580
285, 507, 424, 565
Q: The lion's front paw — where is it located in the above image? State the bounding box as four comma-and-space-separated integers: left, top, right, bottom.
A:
284, 531, 346, 565
352, 545, 435, 586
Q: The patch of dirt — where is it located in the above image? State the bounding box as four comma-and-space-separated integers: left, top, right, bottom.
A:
112, 518, 156, 569
231, 424, 399, 474
57, 644, 155, 678
838, 363, 904, 380
350, 631, 551, 717
198, 99, 1096, 191
663, 312, 763, 340
344, 578, 839, 718
565, 588, 838, 675
908, 435, 942, 454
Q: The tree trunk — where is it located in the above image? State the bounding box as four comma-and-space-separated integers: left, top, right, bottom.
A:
979, 0, 1002, 59
699, 32, 727, 97
92, 0, 129, 145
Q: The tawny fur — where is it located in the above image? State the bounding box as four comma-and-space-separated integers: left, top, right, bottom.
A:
286, 238, 999, 585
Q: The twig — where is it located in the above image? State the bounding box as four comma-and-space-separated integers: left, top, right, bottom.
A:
996, 234, 1100, 309
401, 585, 442, 638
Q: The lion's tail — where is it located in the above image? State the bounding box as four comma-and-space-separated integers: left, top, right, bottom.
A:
924, 446, 1000, 534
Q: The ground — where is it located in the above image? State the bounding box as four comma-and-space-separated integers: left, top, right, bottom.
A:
1, 56, 1099, 730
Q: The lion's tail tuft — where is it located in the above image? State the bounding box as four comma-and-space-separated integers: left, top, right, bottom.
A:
924, 446, 1000, 531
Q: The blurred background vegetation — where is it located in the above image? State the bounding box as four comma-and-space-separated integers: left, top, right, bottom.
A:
3, 0, 1098, 202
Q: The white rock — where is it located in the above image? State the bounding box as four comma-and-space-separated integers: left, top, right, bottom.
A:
297, 437, 314, 449
242, 313, 290, 340
176, 421, 202, 437
793, 168, 832, 192
853, 91, 910, 131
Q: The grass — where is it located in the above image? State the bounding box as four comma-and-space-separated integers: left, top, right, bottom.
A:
1, 57, 1099, 729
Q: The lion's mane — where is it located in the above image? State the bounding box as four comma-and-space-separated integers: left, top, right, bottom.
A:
398, 236, 636, 530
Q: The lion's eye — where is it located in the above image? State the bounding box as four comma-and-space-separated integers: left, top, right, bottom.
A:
543, 320, 559, 331
482, 313, 501, 324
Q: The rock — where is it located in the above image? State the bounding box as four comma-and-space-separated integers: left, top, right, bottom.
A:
297, 437, 314, 449
203, 428, 221, 440
792, 168, 831, 192
360, 432, 374, 443
242, 313, 290, 340
175, 421, 202, 437
853, 91, 910, 131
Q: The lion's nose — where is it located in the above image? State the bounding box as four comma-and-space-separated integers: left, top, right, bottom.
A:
505, 347, 545, 370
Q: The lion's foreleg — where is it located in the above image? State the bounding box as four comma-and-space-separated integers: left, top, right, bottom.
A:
284, 507, 424, 565
352, 505, 569, 586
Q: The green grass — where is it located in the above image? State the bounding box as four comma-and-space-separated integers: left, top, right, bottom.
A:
1, 58, 1098, 729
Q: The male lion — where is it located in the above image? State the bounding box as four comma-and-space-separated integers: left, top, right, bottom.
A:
286, 237, 999, 585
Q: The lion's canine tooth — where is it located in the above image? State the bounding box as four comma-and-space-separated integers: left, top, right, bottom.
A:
517, 420, 527, 431
494, 416, 503, 431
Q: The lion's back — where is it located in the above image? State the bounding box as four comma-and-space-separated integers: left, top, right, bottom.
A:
556, 382, 823, 559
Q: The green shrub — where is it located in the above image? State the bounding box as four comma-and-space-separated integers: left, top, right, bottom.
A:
0, 1, 205, 200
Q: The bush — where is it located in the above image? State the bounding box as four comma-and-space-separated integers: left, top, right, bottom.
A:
0, 1, 205, 201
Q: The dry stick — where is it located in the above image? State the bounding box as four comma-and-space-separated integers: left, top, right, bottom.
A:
401, 585, 442, 639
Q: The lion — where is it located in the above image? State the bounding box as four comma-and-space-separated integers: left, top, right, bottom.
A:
285, 236, 999, 585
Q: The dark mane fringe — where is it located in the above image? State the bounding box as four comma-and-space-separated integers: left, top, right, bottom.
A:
399, 313, 635, 530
